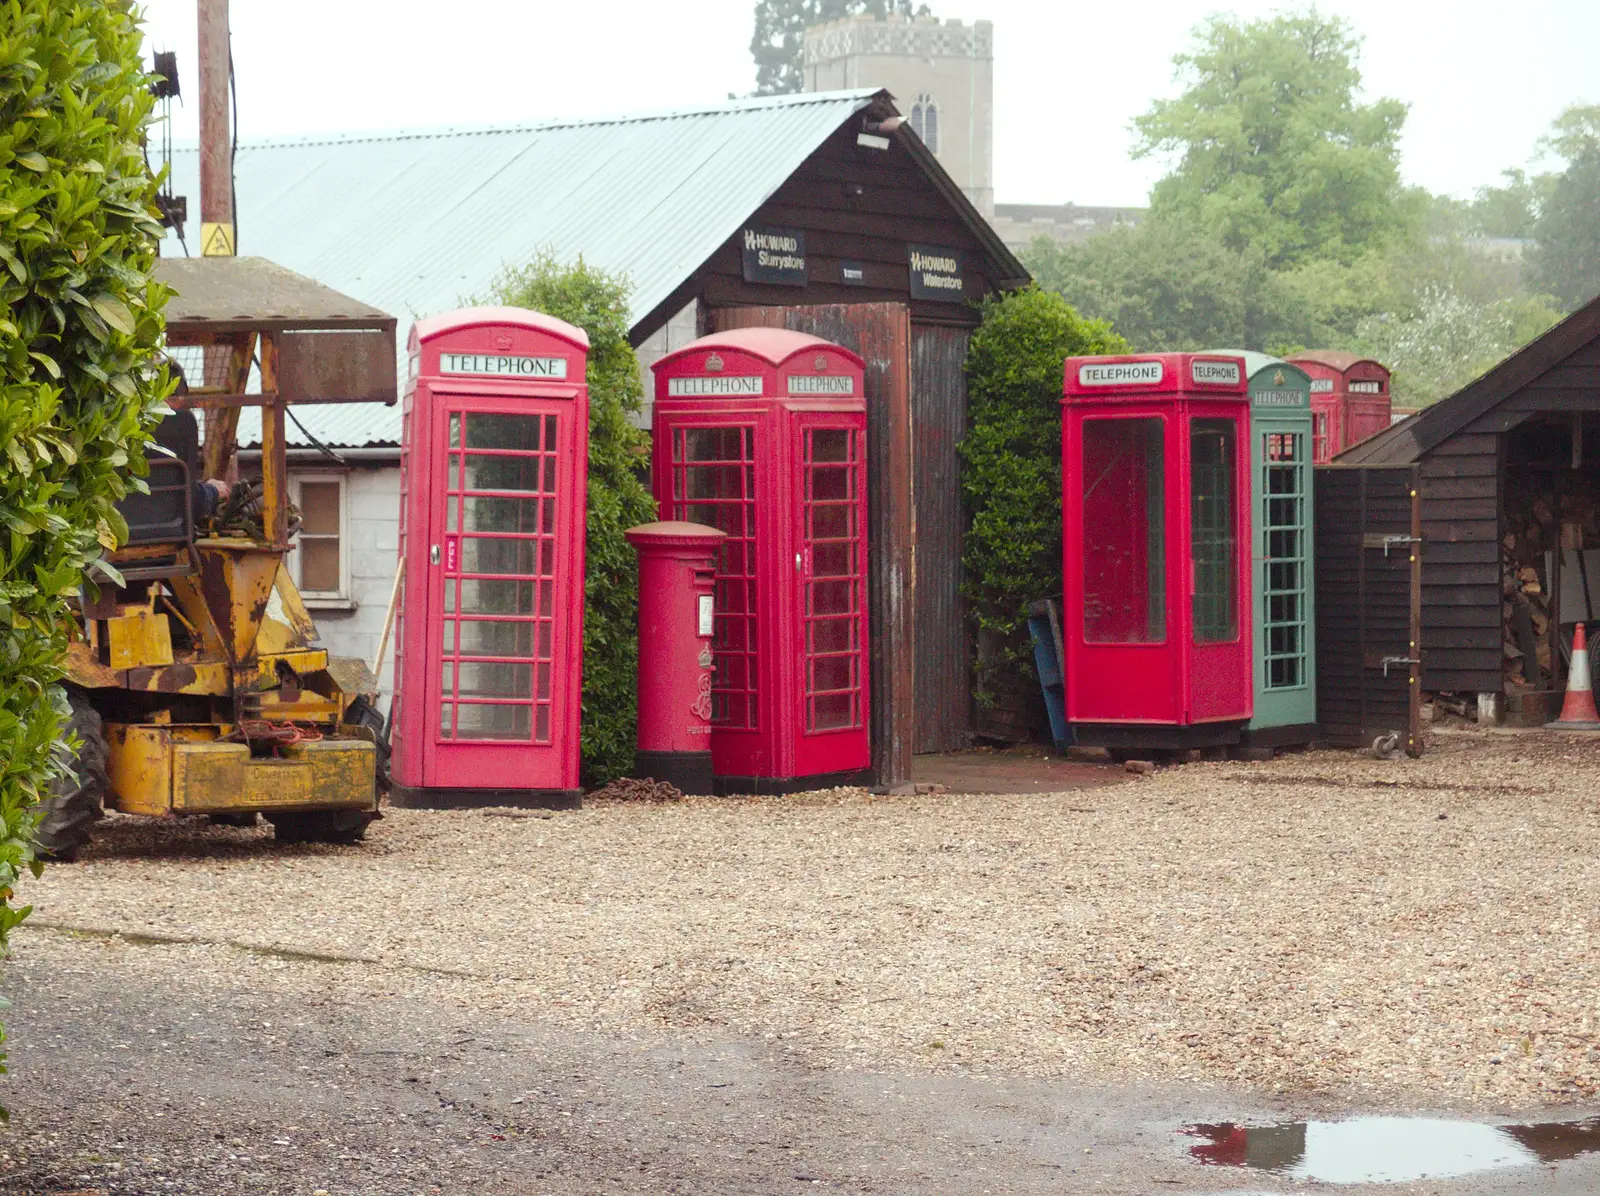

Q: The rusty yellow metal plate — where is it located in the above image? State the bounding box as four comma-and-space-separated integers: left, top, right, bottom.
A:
105, 723, 174, 815
280, 739, 376, 809
106, 610, 174, 670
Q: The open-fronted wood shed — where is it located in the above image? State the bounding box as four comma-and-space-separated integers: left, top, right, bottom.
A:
1337, 294, 1600, 720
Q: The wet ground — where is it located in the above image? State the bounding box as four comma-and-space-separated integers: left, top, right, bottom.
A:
7, 927, 1600, 1195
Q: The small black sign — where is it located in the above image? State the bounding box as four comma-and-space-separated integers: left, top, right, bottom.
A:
907, 243, 965, 302
742, 224, 807, 286
840, 260, 866, 286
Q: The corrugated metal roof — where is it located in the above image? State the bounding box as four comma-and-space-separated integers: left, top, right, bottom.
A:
234, 403, 400, 450
163, 90, 880, 341
170, 89, 886, 450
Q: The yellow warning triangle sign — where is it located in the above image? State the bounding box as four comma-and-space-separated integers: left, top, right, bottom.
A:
200, 221, 235, 256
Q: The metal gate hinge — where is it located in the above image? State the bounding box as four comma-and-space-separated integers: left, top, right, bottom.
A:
1380, 655, 1421, 676
1362, 533, 1421, 555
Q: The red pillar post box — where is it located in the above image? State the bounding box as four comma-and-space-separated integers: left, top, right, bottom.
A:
391, 307, 589, 808
652, 329, 871, 794
1288, 351, 1393, 462
626, 521, 726, 795
1061, 353, 1253, 753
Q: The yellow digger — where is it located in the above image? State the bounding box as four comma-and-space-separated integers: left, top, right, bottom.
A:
37, 257, 398, 857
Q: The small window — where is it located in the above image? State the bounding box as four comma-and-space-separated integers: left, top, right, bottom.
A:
290, 474, 350, 605
910, 92, 939, 154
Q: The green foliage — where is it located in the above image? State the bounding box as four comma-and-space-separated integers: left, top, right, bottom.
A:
1022, 219, 1316, 353
1529, 105, 1600, 311
1134, 9, 1416, 269
959, 288, 1126, 689
480, 254, 655, 787
1352, 287, 1562, 409
750, 0, 927, 95
0, 0, 171, 1069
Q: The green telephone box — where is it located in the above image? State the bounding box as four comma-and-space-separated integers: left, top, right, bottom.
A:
1211, 351, 1317, 747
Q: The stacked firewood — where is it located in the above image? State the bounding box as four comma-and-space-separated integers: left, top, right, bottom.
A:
1502, 485, 1600, 690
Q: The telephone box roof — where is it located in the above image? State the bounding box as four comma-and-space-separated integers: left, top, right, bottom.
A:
1289, 349, 1386, 374
412, 306, 589, 351
658, 327, 866, 371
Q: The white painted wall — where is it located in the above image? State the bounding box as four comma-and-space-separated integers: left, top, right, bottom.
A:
295, 465, 402, 712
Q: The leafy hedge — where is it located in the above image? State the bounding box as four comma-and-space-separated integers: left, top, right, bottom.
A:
960, 287, 1127, 694
482, 254, 655, 787
0, 0, 170, 1053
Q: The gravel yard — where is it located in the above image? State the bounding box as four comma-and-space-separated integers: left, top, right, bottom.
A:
17, 728, 1600, 1111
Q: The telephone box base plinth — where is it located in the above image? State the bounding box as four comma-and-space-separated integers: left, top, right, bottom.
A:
1238, 722, 1318, 750
1071, 722, 1247, 752
714, 768, 874, 797
634, 750, 715, 796
389, 784, 582, 811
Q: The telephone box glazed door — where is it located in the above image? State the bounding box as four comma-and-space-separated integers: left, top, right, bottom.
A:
791, 413, 869, 774
392, 307, 589, 805
422, 397, 581, 789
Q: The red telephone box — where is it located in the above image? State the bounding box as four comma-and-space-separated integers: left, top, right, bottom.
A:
652, 329, 870, 793
391, 307, 589, 808
1061, 353, 1253, 750
1287, 350, 1392, 462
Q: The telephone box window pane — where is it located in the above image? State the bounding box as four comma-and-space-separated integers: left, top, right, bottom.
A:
458, 579, 538, 615
811, 429, 852, 462
456, 619, 535, 657
464, 413, 542, 451
454, 703, 532, 740
463, 455, 545, 492
456, 661, 533, 698
1191, 418, 1238, 643
812, 692, 854, 731
462, 537, 537, 576
461, 496, 541, 534
1082, 418, 1166, 643
439, 703, 454, 735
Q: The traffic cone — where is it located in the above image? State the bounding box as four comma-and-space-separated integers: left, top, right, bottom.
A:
1545, 622, 1600, 731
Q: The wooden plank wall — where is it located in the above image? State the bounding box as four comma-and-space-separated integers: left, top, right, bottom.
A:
910, 324, 971, 752
711, 303, 917, 787
1417, 433, 1501, 693
689, 123, 995, 329
1315, 466, 1418, 746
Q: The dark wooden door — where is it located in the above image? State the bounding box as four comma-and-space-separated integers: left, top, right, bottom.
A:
1314, 465, 1423, 754
910, 324, 971, 752
712, 303, 915, 786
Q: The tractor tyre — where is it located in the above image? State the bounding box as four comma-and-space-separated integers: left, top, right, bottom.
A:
266, 809, 373, 846
36, 690, 109, 862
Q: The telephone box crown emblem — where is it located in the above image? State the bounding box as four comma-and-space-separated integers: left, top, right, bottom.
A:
705, 353, 724, 372
1273, 369, 1285, 385
493, 333, 514, 350
814, 354, 828, 371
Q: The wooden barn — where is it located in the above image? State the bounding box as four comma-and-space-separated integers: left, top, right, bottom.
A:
1335, 294, 1600, 725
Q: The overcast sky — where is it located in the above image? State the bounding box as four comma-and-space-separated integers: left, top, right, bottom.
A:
138, 0, 1597, 208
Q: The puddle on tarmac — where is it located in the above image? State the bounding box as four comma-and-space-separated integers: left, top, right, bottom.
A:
1183, 1115, 1600, 1184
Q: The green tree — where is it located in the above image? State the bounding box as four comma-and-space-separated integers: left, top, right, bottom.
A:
0, 0, 171, 1072
1353, 286, 1562, 408
1466, 169, 1550, 239
478, 254, 656, 787
751, 0, 928, 95
1529, 105, 1600, 310
960, 288, 1126, 693
1134, 10, 1415, 269
1022, 218, 1318, 352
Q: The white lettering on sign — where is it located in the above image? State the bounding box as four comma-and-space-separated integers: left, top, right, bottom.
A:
1349, 380, 1383, 393
440, 352, 568, 378
1253, 389, 1305, 407
1309, 378, 1334, 393
1078, 361, 1164, 387
667, 375, 764, 397
1191, 359, 1241, 385
787, 374, 855, 395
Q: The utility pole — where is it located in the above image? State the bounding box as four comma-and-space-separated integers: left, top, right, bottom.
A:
197, 0, 233, 256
